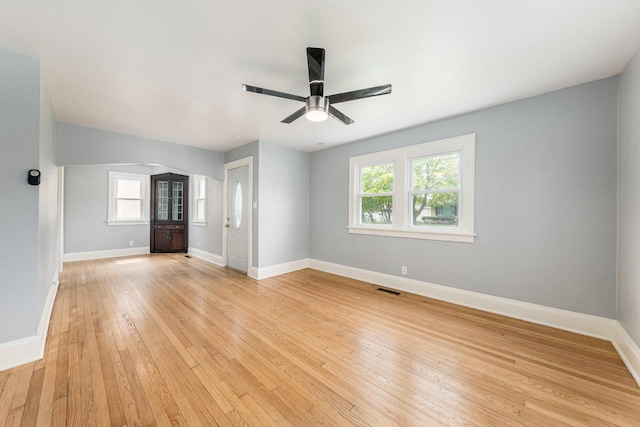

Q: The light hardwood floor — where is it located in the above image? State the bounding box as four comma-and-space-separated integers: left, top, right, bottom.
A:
1, 254, 639, 426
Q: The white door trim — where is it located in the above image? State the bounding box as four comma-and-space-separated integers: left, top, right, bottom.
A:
223, 157, 253, 272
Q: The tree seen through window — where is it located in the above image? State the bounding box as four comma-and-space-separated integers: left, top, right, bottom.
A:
411, 153, 460, 226
360, 163, 394, 224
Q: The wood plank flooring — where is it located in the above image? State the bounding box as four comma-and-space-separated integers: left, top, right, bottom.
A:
1, 254, 639, 426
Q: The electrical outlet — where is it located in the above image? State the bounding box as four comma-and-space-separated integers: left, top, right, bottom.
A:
401, 266, 407, 275
129, 241, 133, 246
197, 241, 200, 248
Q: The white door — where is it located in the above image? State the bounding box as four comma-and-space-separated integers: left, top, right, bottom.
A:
226, 166, 249, 272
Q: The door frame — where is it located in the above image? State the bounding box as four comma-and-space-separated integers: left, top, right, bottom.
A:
222, 156, 253, 272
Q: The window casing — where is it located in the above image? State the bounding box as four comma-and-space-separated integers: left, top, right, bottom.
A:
348, 134, 475, 243
193, 175, 207, 226
107, 171, 150, 225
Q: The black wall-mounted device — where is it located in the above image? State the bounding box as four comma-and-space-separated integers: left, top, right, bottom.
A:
28, 169, 41, 185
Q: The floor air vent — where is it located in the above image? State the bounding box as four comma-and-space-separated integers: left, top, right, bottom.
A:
376, 288, 400, 296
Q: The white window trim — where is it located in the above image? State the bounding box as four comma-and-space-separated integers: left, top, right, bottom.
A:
107, 171, 150, 226
348, 133, 476, 243
192, 174, 207, 227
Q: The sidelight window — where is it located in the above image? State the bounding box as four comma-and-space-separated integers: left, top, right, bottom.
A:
193, 175, 207, 226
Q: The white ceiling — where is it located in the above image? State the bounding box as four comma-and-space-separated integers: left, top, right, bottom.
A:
1, 1, 640, 153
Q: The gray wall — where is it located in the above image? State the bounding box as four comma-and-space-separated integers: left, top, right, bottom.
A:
310, 77, 618, 318
64, 165, 156, 253
189, 177, 223, 256
618, 47, 640, 345
258, 141, 309, 267
0, 48, 40, 342
225, 141, 259, 266
56, 122, 225, 180
0, 48, 59, 344
224, 140, 310, 269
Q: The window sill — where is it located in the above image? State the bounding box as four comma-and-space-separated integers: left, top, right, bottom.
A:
347, 226, 475, 243
193, 221, 207, 227
107, 220, 150, 226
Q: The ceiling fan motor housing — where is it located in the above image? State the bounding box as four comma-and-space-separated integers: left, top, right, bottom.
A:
305, 95, 329, 122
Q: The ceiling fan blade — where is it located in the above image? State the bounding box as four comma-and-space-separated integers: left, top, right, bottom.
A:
242, 84, 306, 102
329, 106, 355, 125
307, 47, 325, 97
327, 84, 392, 104
281, 107, 306, 124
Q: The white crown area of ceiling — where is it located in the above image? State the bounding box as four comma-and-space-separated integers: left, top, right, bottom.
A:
1, 1, 640, 152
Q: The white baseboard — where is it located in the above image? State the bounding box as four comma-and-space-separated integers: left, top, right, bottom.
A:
63, 246, 150, 262
612, 322, 640, 386
0, 280, 59, 372
308, 259, 616, 340
248, 258, 310, 280
187, 247, 224, 266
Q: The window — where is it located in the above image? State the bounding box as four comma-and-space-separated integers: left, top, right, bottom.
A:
193, 175, 207, 226
359, 162, 394, 224
410, 152, 460, 228
108, 171, 150, 225
348, 134, 475, 243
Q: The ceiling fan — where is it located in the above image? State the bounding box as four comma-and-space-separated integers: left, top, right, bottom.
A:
242, 47, 392, 125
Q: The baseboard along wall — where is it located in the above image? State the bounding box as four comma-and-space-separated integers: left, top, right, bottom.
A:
612, 322, 640, 386
63, 246, 150, 262
248, 258, 311, 280
0, 280, 59, 371
187, 247, 224, 266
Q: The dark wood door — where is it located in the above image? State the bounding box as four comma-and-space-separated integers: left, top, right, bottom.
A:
150, 173, 188, 253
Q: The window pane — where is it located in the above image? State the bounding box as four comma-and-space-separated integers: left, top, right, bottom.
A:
412, 153, 459, 191
360, 195, 393, 224
233, 182, 243, 229
157, 181, 169, 220
117, 178, 141, 198
361, 163, 394, 194
116, 199, 141, 219
172, 182, 183, 221
412, 192, 459, 227
198, 178, 206, 199
196, 199, 205, 221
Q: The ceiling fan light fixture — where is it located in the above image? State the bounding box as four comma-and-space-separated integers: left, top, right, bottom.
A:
305, 95, 329, 122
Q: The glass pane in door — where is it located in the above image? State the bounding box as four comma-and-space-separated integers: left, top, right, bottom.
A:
233, 182, 243, 229
172, 182, 184, 220
157, 181, 169, 220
